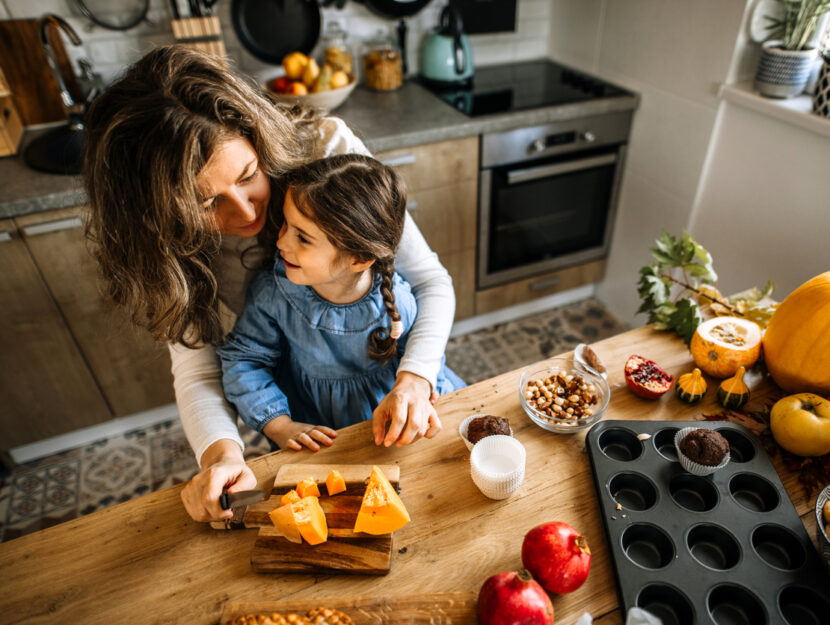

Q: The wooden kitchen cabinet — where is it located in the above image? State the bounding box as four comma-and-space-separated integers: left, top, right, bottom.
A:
0, 208, 174, 451
376, 136, 479, 320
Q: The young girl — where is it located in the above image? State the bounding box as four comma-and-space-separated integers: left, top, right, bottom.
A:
217, 155, 465, 450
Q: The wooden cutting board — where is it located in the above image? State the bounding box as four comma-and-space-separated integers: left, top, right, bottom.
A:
220, 592, 477, 624
215, 464, 401, 575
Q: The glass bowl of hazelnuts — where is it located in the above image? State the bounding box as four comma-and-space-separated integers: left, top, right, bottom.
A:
519, 357, 610, 433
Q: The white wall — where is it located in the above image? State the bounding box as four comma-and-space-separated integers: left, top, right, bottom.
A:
547, 0, 750, 326
0, 0, 551, 85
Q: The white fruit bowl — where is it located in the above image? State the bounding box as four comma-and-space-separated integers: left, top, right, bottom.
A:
263, 78, 357, 112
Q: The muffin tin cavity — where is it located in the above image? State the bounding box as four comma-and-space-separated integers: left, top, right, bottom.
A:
670, 473, 719, 512
636, 583, 694, 625
609, 473, 657, 511
729, 473, 779, 512
598, 428, 643, 461
687, 525, 740, 570
752, 525, 806, 571
587, 420, 830, 625
622, 523, 674, 569
707, 584, 765, 625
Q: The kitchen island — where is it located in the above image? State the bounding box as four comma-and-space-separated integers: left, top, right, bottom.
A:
0, 323, 820, 625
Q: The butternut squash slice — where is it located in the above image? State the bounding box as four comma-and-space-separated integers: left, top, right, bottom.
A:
353, 465, 410, 535
296, 477, 320, 498
268, 503, 302, 544
269, 496, 328, 545
325, 469, 346, 496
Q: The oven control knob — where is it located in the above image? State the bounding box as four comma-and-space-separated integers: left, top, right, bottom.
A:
529, 139, 546, 153
581, 131, 596, 143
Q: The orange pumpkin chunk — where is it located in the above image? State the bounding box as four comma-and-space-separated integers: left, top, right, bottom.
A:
269, 496, 328, 545
268, 503, 302, 544
353, 465, 410, 535
296, 477, 320, 498
325, 469, 346, 496
280, 489, 302, 506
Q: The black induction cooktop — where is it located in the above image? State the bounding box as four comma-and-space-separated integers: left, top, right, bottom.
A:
419, 59, 630, 117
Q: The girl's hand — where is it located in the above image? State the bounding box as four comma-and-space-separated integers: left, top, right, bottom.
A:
181, 439, 258, 522
373, 371, 442, 447
263, 414, 337, 451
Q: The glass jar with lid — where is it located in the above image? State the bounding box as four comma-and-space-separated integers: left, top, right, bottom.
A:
361, 29, 403, 91
321, 21, 353, 78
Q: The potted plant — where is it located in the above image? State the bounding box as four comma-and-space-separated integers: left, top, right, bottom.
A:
755, 0, 830, 98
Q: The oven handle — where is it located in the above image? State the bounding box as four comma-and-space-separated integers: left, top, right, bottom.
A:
506, 153, 617, 185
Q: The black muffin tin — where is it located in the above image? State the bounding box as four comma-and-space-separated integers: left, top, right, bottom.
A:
586, 420, 830, 625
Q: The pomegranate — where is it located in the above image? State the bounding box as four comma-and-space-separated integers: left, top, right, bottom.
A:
624, 354, 674, 399
477, 569, 554, 625
521, 522, 591, 595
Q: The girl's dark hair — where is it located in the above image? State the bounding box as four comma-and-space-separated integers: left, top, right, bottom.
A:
283, 154, 407, 363
83, 45, 322, 347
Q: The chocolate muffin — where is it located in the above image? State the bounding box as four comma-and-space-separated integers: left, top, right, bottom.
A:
679, 428, 729, 466
466, 415, 511, 444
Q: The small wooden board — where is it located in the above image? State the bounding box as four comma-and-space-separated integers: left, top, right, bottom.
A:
221, 464, 400, 575
220, 592, 477, 624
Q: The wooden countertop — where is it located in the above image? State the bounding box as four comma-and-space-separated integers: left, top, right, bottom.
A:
0, 325, 816, 625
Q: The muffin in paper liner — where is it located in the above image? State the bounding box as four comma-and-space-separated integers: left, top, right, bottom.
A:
459, 414, 514, 451
674, 426, 730, 476
816, 485, 830, 574
470, 434, 525, 499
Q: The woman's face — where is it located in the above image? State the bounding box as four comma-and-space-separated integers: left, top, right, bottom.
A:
196, 136, 271, 237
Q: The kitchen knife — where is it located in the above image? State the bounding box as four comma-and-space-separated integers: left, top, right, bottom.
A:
219, 489, 266, 510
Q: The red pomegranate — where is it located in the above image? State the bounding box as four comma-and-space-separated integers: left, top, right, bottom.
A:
624, 354, 674, 399
477, 569, 554, 625
521, 522, 591, 595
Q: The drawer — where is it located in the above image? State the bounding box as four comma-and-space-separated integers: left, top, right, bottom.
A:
475, 260, 606, 315
376, 136, 479, 191
407, 179, 477, 256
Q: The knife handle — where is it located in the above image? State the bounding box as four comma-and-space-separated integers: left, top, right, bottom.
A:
219, 491, 231, 510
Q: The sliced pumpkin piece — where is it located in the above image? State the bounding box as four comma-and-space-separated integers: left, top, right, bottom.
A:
354, 465, 410, 535
294, 495, 328, 545
268, 503, 302, 544
296, 477, 320, 498
280, 489, 302, 506
325, 469, 346, 496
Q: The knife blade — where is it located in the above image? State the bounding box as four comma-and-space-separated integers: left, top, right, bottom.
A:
219, 489, 266, 510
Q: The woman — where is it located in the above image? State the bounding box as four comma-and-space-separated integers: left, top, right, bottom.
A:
83, 46, 456, 523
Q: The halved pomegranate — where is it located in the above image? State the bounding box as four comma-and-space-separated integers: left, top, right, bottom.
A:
624, 355, 674, 399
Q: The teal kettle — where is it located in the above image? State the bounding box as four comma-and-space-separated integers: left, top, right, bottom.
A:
420, 5, 473, 85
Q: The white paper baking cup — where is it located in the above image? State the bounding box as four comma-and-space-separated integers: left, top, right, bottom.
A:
459, 415, 514, 451
675, 427, 730, 476
470, 434, 526, 499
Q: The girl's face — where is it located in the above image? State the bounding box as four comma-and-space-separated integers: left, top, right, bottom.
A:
277, 190, 368, 293
196, 137, 270, 237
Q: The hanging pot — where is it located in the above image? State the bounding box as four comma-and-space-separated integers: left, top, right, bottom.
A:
360, 0, 430, 19
755, 40, 818, 99
813, 57, 830, 118
231, 0, 321, 64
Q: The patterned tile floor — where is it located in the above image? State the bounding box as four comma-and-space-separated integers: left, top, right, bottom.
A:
0, 297, 626, 543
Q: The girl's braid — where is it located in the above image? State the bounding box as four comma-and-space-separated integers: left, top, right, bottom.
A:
368, 257, 400, 362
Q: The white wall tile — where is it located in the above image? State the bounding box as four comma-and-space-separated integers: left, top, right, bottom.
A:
547, 0, 604, 71
4, 0, 72, 19
0, 2, 10, 19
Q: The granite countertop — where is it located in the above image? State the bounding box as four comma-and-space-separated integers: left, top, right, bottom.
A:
0, 80, 638, 220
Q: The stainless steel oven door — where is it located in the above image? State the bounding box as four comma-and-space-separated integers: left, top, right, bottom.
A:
478, 144, 626, 289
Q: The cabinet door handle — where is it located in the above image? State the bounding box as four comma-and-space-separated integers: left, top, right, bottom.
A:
406, 199, 418, 211
21, 216, 84, 236
529, 276, 561, 291
0, 229, 11, 243
380, 153, 416, 168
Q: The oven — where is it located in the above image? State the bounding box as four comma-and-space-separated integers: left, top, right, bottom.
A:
477, 110, 633, 289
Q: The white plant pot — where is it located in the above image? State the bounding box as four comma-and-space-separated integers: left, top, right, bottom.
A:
813, 58, 830, 118
755, 40, 819, 98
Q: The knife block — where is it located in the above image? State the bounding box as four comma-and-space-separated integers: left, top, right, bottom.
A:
0, 68, 24, 157
171, 16, 227, 60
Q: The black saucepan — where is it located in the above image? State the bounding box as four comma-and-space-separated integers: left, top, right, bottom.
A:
231, 0, 321, 64
360, 0, 430, 18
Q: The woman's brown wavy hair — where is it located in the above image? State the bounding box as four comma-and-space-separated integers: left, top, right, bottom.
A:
284, 155, 407, 363
83, 45, 321, 347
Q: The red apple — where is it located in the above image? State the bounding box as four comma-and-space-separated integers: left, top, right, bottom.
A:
522, 522, 591, 595
478, 569, 554, 625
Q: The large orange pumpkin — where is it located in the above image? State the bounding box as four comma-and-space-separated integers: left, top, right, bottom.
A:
762, 271, 830, 395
